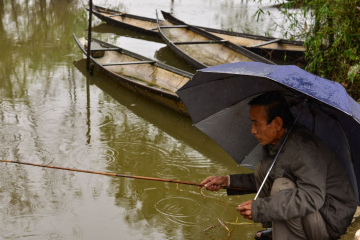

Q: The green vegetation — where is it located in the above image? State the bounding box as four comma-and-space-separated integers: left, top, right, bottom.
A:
254, 0, 360, 100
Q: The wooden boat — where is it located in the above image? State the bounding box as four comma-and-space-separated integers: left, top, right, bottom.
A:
90, 5, 304, 57
197, 26, 304, 53
90, 5, 159, 36
73, 34, 192, 115
156, 10, 275, 69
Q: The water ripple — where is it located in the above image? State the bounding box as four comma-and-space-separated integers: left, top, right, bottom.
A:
69, 144, 119, 170
114, 141, 170, 159
30, 201, 69, 214
155, 196, 212, 226
169, 156, 215, 169
46, 232, 65, 239
110, 141, 182, 176
0, 124, 35, 146
0, 100, 13, 112
97, 110, 115, 128
3, 203, 19, 217
0, 215, 83, 239
0, 180, 27, 191
43, 176, 66, 189
155, 163, 190, 179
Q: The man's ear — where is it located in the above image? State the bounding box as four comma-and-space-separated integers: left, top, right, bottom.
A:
273, 116, 284, 131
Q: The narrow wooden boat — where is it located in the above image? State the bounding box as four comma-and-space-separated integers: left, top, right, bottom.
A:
73, 34, 192, 115
90, 5, 159, 36
197, 26, 304, 53
156, 10, 275, 69
90, 5, 304, 56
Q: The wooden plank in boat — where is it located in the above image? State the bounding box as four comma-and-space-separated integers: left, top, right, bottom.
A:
108, 13, 125, 17
101, 61, 156, 66
250, 38, 282, 48
90, 48, 120, 51
87, 40, 121, 51
155, 25, 189, 30
173, 40, 227, 45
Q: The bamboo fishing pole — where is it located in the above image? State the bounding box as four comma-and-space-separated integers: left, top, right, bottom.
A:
0, 159, 246, 191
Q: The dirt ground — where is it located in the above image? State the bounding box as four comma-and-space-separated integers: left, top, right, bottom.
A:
341, 207, 360, 239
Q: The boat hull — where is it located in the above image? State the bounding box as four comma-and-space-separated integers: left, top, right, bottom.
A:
73, 34, 192, 115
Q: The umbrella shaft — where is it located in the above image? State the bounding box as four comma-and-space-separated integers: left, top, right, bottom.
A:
254, 133, 290, 200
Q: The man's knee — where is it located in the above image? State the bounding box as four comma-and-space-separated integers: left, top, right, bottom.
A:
270, 177, 296, 196
270, 178, 330, 239
303, 211, 330, 240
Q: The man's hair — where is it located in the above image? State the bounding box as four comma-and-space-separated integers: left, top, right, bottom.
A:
248, 92, 294, 128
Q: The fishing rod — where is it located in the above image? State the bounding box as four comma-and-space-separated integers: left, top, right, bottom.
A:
0, 159, 246, 191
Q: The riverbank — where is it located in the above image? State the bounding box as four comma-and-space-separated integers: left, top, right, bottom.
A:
341, 207, 360, 239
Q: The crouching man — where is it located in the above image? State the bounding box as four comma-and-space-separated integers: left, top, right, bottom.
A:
201, 92, 357, 240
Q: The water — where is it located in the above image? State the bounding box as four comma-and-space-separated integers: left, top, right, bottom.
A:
0, 0, 290, 239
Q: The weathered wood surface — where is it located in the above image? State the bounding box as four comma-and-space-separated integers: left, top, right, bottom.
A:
160, 20, 255, 66
209, 32, 305, 52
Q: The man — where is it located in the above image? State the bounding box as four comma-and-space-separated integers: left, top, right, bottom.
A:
200, 92, 357, 240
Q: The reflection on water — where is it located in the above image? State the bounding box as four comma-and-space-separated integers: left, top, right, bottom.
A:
0, 215, 83, 239
132, 187, 250, 239
0, 0, 290, 239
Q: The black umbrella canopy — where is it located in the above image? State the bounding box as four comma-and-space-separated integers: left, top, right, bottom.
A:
176, 62, 360, 203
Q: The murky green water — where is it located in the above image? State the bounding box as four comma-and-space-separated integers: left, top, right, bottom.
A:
0, 0, 290, 239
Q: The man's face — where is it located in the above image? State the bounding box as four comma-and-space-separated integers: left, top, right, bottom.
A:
249, 105, 281, 145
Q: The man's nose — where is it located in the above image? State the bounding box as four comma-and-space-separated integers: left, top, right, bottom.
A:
251, 125, 257, 134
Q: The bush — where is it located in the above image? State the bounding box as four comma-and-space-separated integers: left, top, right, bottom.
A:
253, 0, 360, 100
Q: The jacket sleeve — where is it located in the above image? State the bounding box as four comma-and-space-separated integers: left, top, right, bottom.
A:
251, 146, 327, 223
227, 173, 257, 195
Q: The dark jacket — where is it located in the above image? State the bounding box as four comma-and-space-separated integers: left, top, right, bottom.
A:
228, 125, 357, 239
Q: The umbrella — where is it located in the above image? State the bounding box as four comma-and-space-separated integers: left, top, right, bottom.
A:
176, 62, 360, 204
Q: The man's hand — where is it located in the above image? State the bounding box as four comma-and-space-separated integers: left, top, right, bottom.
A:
237, 200, 253, 220
199, 176, 229, 191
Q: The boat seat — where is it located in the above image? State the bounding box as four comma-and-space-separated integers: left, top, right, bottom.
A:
101, 61, 156, 66
149, 25, 189, 31
250, 38, 282, 48
84, 41, 121, 58
108, 13, 125, 17
173, 40, 228, 45
93, 8, 125, 17
88, 42, 120, 51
